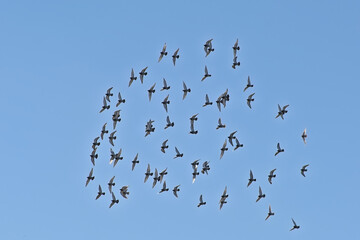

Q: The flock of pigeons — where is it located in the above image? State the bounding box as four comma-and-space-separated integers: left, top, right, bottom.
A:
85, 39, 310, 231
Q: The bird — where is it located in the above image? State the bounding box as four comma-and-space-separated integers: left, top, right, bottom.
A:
190, 121, 198, 134
116, 92, 125, 107
197, 194, 206, 207
109, 192, 119, 208
191, 159, 200, 170
228, 131, 237, 146
112, 110, 121, 129
108, 176, 115, 193
203, 94, 213, 107
232, 38, 240, 56
204, 39, 214, 57
192, 168, 200, 184
172, 185, 180, 198
275, 104, 290, 120
265, 205, 274, 220
95, 185, 105, 200
161, 139, 169, 153
105, 87, 113, 102
219, 186, 228, 210
201, 161, 210, 175
144, 164, 153, 183
268, 169, 277, 184
164, 116, 174, 129
162, 94, 170, 112
120, 186, 129, 199
85, 168, 94, 187
220, 139, 228, 159
182, 81, 191, 100
216, 118, 226, 129
290, 218, 300, 231
145, 119, 155, 137
190, 113, 199, 122
216, 97, 222, 112
99, 97, 110, 113
302, 128, 307, 144
233, 137, 243, 150
109, 131, 116, 146
159, 168, 168, 183
247, 170, 256, 187
113, 148, 123, 168
129, 68, 137, 87
174, 147, 183, 159
172, 48, 180, 66
131, 153, 139, 171
247, 93, 255, 109
92, 137, 100, 150
159, 181, 169, 193
243, 76, 253, 92
232, 56, 240, 69
256, 186, 266, 202
152, 168, 160, 188
161, 78, 170, 91
90, 148, 98, 166
139, 67, 148, 84
301, 164, 309, 177
158, 43, 167, 62
201, 65, 211, 81
109, 148, 116, 164
147, 83, 156, 101
274, 143, 284, 156
100, 123, 108, 140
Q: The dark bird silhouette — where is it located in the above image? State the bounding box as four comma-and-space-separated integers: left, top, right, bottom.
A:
247, 170, 256, 187
172, 185, 180, 198
109, 131, 116, 146
198, 194, 206, 207
148, 83, 156, 101
161, 139, 169, 153
164, 116, 174, 129
232, 56, 240, 69
203, 94, 213, 107
182, 81, 191, 100
145, 119, 155, 137
190, 121, 198, 134
204, 39, 214, 57
265, 205, 274, 220
220, 139, 228, 159
162, 94, 170, 112
256, 186, 265, 202
216, 118, 226, 129
113, 148, 123, 168
108, 176, 115, 193
85, 168, 94, 187
301, 164, 309, 177
274, 143, 284, 156
201, 65, 211, 81
95, 185, 105, 200
105, 87, 113, 102
234, 137, 243, 150
100, 123, 108, 140
232, 38, 240, 56
219, 186, 228, 210
120, 186, 129, 199
172, 48, 180, 66
131, 153, 139, 171
158, 43, 167, 62
159, 181, 169, 193
228, 131, 237, 146
139, 67, 148, 84
201, 161, 210, 175
174, 147, 183, 159
190, 113, 199, 122
268, 169, 277, 184
90, 148, 98, 166
116, 92, 125, 107
152, 168, 160, 188
109, 192, 119, 208
112, 110, 121, 129
99, 97, 110, 113
159, 168, 168, 183
109, 148, 116, 164
128, 68, 137, 87
275, 104, 290, 120
144, 164, 153, 183
92, 137, 100, 150
161, 78, 170, 91
243, 76, 253, 92
302, 128, 307, 144
247, 93, 255, 109
290, 218, 300, 231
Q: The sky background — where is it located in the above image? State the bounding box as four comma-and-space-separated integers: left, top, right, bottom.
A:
1, 0, 359, 239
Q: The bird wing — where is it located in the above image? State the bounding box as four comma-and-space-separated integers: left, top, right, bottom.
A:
162, 78, 167, 89
222, 139, 227, 148
183, 81, 187, 90
277, 143, 281, 151
283, 104, 289, 110
270, 169, 276, 175
218, 118, 222, 125
250, 170, 254, 179
247, 76, 251, 85
206, 94, 209, 103
247, 100, 252, 109
278, 104, 282, 112
166, 116, 171, 124
259, 186, 263, 195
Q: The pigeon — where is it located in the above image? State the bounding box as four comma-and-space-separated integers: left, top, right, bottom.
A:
162, 94, 170, 112
243, 76, 253, 92
120, 186, 129, 199
204, 39, 214, 57
232, 38, 240, 56
159, 181, 169, 193
191, 159, 200, 170
95, 185, 105, 200
105, 87, 113, 102
192, 168, 199, 183
275, 104, 290, 120
302, 128, 307, 144
158, 43, 167, 62
90, 148, 98, 166
216, 118, 226, 129
99, 97, 110, 113
256, 186, 266, 202
116, 92, 125, 107
233, 137, 243, 150
228, 131, 237, 146
220, 139, 228, 159
85, 168, 94, 187
152, 168, 160, 188
159, 168, 168, 183
247, 170, 256, 187
109, 192, 119, 208
109, 148, 116, 164
108, 176, 115, 193
203, 94, 213, 107
190, 121, 198, 134
190, 113, 199, 122
147, 83, 156, 101
131, 153, 139, 171
172, 185, 180, 198
113, 148, 123, 168
109, 131, 116, 146
198, 194, 206, 207
92, 137, 100, 150
268, 169, 277, 184
174, 147, 183, 159
172, 48, 180, 66
161, 139, 169, 153
112, 110, 121, 129
274, 143, 284, 156
139, 67, 148, 84
265, 205, 274, 220
301, 164, 309, 177
161, 78, 170, 91
100, 123, 108, 140
290, 218, 300, 231
247, 93, 255, 109
219, 186, 228, 210
129, 68, 137, 87
201, 161, 210, 175
182, 81, 191, 100
164, 116, 174, 129
232, 56, 240, 69
201, 65, 211, 81
145, 119, 155, 137
144, 164, 153, 183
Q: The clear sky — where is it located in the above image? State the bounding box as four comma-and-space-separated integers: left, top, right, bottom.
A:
1, 0, 359, 239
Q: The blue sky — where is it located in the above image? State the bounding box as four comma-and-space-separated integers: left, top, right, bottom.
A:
1, 0, 359, 239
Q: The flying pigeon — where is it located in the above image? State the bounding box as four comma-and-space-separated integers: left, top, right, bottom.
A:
139, 67, 148, 84
95, 185, 105, 200
164, 116, 174, 129
247, 170, 256, 187
161, 78, 170, 91
274, 143, 284, 156
197, 194, 206, 207
201, 65, 211, 81
129, 68, 137, 87
172, 48, 180, 66
85, 168, 94, 187
182, 81, 191, 100
301, 164, 309, 177
105, 87, 113, 102
247, 93, 255, 109
203, 94, 213, 107
243, 76, 253, 92
256, 186, 266, 202
268, 169, 277, 184
158, 43, 167, 62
